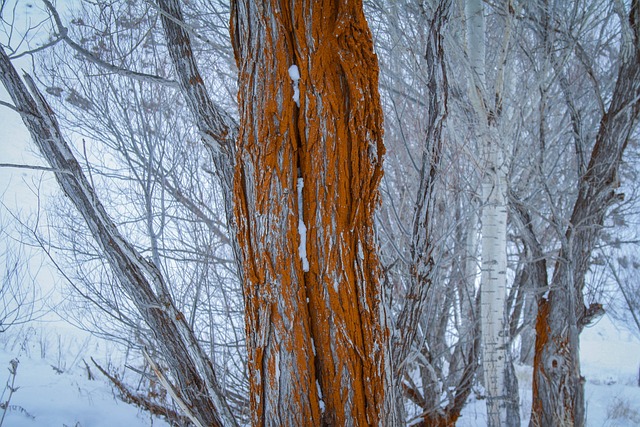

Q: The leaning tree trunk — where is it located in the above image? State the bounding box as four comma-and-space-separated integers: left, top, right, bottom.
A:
530, 2, 640, 425
0, 45, 238, 427
231, 1, 393, 426
154, 0, 243, 278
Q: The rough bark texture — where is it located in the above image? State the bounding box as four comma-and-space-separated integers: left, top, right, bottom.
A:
510, 199, 548, 368
530, 2, 640, 425
0, 45, 237, 427
231, 1, 389, 425
155, 0, 237, 153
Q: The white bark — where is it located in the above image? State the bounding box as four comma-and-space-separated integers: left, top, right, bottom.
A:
465, 1, 514, 425
480, 128, 509, 427
465, 0, 487, 121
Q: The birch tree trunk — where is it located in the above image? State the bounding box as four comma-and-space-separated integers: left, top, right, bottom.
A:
530, 2, 640, 425
480, 129, 510, 427
231, 1, 393, 425
465, 0, 517, 425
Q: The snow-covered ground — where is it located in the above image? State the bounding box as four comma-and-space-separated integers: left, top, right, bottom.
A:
581, 315, 640, 426
0, 326, 169, 427
0, 315, 638, 426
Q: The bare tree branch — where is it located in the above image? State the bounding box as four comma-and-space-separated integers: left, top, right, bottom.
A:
40, 0, 179, 89
0, 162, 73, 174
8, 34, 64, 60
0, 43, 238, 427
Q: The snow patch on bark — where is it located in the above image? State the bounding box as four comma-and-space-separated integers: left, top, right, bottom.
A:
297, 177, 309, 271
288, 65, 300, 107
316, 379, 325, 411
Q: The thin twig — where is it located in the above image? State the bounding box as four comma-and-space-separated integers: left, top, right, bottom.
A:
0, 100, 19, 112
142, 348, 205, 427
40, 0, 178, 88
0, 163, 73, 175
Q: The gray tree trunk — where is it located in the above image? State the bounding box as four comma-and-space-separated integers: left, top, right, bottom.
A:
0, 45, 238, 427
530, 2, 640, 425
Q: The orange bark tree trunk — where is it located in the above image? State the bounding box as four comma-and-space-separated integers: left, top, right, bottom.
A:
231, 1, 390, 425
